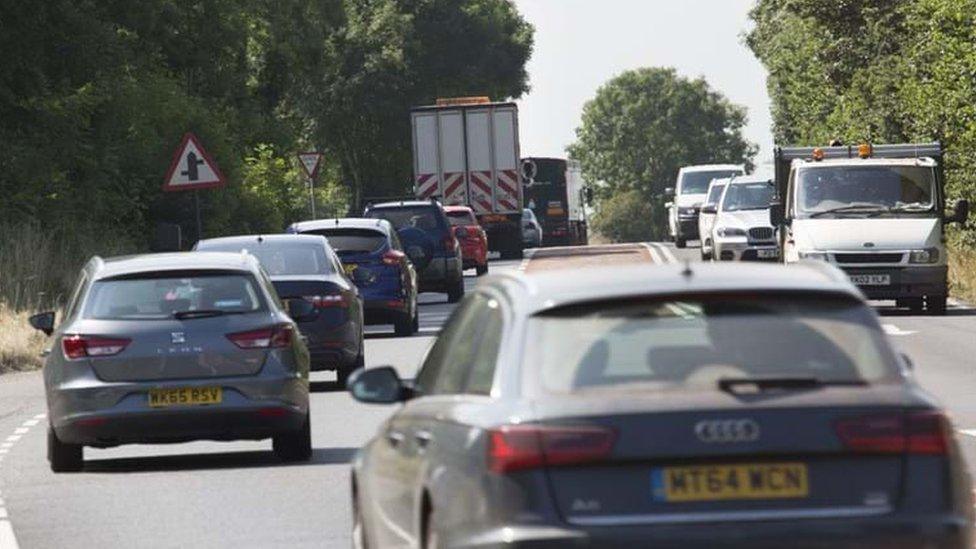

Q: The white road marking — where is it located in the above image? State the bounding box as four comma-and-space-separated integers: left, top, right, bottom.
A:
882, 324, 917, 336
12, 429, 27, 436
652, 242, 679, 264
4, 436, 20, 443
0, 411, 45, 549
642, 243, 664, 264
960, 429, 976, 438
21, 420, 38, 428
33, 414, 46, 420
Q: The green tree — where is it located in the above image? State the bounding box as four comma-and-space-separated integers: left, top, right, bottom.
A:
568, 67, 756, 234
591, 189, 662, 243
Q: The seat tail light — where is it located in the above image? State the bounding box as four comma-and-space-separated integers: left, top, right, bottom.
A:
488, 425, 616, 474
227, 325, 292, 349
382, 250, 406, 266
61, 335, 131, 360
835, 411, 948, 455
303, 294, 349, 308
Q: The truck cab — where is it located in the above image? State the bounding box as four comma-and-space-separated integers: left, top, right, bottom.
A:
772, 143, 969, 315
667, 164, 744, 248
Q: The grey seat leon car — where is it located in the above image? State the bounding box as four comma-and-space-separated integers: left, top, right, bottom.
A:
29, 252, 312, 472
347, 262, 973, 548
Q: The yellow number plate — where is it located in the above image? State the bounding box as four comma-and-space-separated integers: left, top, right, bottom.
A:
148, 387, 222, 408
652, 462, 808, 502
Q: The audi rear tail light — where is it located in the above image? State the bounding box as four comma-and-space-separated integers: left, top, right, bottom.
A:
227, 325, 293, 349
382, 250, 406, 266
835, 411, 948, 455
61, 335, 131, 360
488, 425, 616, 474
303, 294, 349, 309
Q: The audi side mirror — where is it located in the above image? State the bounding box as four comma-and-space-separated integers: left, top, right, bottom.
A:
29, 311, 55, 336
348, 366, 413, 404
947, 199, 970, 225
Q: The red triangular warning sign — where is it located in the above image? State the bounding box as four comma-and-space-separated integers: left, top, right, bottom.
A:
298, 152, 323, 179
163, 133, 227, 192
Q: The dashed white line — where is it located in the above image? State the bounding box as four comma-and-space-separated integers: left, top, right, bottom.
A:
4, 436, 20, 443
960, 429, 976, 438
21, 420, 38, 428
882, 324, 917, 336
0, 412, 46, 549
0, 520, 18, 549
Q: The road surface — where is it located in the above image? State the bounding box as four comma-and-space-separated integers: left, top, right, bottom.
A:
0, 245, 975, 548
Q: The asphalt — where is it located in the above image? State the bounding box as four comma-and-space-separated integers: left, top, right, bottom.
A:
0, 246, 975, 548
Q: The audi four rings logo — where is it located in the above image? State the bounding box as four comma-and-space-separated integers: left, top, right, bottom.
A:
694, 419, 761, 443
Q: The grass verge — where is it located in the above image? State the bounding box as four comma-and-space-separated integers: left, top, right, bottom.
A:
0, 305, 46, 373
949, 242, 976, 304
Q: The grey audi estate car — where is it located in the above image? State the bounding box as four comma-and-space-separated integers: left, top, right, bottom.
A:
29, 252, 312, 472
347, 262, 973, 548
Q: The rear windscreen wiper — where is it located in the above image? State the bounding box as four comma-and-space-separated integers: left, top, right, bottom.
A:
172, 309, 228, 320
718, 377, 867, 393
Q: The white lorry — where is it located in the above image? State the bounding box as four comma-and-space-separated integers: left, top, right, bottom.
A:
410, 98, 524, 259
771, 142, 970, 315
666, 164, 745, 248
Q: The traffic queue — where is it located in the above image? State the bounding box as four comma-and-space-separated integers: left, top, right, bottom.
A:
24, 139, 976, 549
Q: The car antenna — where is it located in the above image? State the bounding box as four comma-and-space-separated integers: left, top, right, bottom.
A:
681, 260, 693, 278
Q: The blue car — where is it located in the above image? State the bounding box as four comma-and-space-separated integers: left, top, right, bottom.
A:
287, 218, 419, 336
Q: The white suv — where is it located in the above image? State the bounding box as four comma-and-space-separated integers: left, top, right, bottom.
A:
711, 175, 779, 261
667, 164, 744, 248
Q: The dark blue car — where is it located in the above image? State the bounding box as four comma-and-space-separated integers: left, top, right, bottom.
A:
287, 218, 419, 336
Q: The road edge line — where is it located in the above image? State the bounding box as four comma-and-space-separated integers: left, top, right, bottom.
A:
641, 243, 664, 264
652, 242, 678, 264
0, 518, 18, 549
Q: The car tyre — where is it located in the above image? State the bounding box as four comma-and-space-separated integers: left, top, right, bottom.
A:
422, 506, 440, 549
48, 426, 83, 473
412, 305, 420, 333
273, 411, 312, 462
675, 236, 687, 249
926, 295, 948, 316
476, 264, 488, 276
898, 297, 924, 314
447, 277, 465, 303
394, 311, 414, 337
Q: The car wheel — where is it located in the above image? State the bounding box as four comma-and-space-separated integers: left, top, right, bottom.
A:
394, 311, 414, 337
700, 248, 711, 261
675, 237, 687, 249
926, 295, 948, 316
476, 264, 488, 276
412, 305, 420, 332
48, 426, 83, 473
898, 297, 924, 314
447, 277, 465, 303
273, 411, 312, 462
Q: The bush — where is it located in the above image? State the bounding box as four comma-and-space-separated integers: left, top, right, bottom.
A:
591, 190, 662, 243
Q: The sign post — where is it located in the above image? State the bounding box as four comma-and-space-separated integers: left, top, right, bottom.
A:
298, 152, 324, 219
163, 133, 227, 242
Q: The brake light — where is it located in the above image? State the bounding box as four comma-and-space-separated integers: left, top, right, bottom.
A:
382, 250, 406, 266
835, 411, 948, 455
227, 325, 293, 349
488, 425, 616, 474
61, 335, 130, 360
303, 294, 349, 308
443, 234, 457, 252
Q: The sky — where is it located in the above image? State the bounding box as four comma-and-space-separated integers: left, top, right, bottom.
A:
511, 0, 774, 164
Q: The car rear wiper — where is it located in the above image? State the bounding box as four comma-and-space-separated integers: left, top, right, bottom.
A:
172, 309, 236, 320
718, 376, 868, 393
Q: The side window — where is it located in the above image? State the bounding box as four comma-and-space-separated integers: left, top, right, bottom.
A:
258, 268, 283, 309
414, 296, 487, 395
63, 271, 89, 321
465, 298, 504, 395
390, 231, 403, 252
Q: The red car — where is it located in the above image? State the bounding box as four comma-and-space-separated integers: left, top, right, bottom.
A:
444, 205, 489, 275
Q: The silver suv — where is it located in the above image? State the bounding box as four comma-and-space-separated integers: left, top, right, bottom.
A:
29, 252, 312, 472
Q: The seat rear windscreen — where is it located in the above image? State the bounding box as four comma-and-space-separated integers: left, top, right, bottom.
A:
83, 273, 265, 320
525, 295, 900, 394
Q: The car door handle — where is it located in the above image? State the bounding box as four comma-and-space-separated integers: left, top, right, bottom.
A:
386, 430, 405, 447
414, 430, 433, 448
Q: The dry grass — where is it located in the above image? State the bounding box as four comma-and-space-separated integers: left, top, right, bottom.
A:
949, 243, 976, 304
0, 305, 47, 373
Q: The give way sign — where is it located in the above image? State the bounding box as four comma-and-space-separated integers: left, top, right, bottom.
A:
298, 152, 323, 179
163, 133, 226, 191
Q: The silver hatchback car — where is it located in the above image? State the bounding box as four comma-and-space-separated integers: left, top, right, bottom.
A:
28, 252, 312, 472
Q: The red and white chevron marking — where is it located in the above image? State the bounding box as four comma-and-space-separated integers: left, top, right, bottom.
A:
468, 171, 494, 213
416, 173, 438, 198
442, 172, 466, 204
496, 169, 520, 211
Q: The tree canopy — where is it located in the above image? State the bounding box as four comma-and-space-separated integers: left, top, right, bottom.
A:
568, 67, 756, 238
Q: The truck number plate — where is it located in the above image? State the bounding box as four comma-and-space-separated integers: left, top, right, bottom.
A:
849, 274, 891, 286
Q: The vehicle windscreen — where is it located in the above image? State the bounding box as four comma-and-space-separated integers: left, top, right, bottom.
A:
446, 211, 477, 226
302, 228, 386, 253
366, 207, 444, 233
704, 183, 726, 206
680, 170, 741, 194
83, 273, 265, 320
797, 165, 936, 216
526, 296, 899, 395
722, 181, 775, 211
198, 241, 334, 275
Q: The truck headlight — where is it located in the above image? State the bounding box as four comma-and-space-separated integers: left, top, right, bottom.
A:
798, 250, 828, 261
678, 207, 697, 216
909, 248, 940, 264
716, 227, 746, 238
